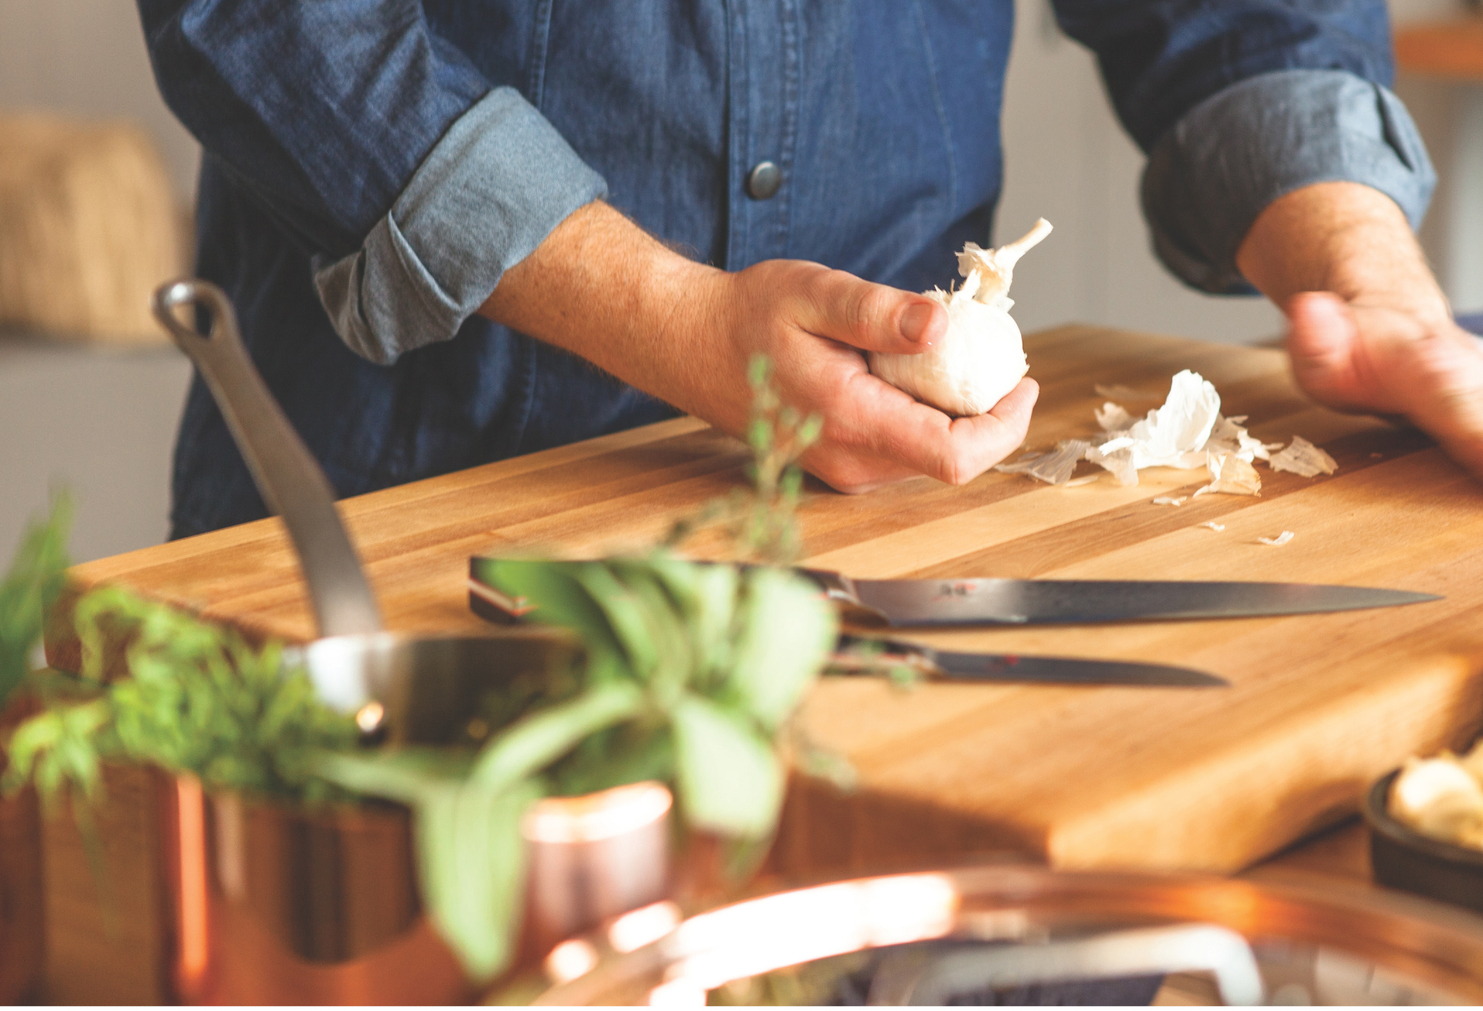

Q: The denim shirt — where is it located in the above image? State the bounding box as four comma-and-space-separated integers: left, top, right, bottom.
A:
137, 1, 1433, 538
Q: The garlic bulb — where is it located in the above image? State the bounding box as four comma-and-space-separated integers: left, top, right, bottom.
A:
870, 218, 1052, 417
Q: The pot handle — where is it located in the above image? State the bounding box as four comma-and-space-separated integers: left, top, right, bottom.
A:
153, 279, 381, 638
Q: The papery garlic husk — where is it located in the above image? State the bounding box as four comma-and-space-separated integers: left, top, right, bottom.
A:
870, 219, 1051, 417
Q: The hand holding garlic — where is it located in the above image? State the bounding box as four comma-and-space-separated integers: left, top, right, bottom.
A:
482, 201, 1037, 494
869, 219, 1052, 417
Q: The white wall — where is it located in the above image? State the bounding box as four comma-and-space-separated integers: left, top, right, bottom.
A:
998, 0, 1286, 344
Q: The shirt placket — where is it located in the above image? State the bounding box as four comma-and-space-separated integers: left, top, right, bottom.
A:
725, 0, 800, 270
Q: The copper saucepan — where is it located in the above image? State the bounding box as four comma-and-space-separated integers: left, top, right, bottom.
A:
152, 279, 567, 742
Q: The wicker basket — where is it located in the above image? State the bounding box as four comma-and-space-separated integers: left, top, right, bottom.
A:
0, 112, 184, 344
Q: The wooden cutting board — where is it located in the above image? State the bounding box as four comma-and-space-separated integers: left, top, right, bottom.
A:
49, 325, 1483, 878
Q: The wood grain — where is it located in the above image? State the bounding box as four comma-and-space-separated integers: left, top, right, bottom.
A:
45, 326, 1483, 885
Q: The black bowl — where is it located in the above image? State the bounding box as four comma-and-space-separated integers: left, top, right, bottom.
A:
1365, 768, 1483, 915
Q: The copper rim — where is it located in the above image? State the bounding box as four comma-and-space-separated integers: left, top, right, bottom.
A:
535, 863, 1483, 1005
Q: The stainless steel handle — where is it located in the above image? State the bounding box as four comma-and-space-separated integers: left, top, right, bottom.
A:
153, 279, 382, 638
867, 924, 1264, 1006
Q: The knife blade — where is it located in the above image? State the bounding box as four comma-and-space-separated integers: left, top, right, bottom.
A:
802, 570, 1440, 627
833, 634, 1227, 687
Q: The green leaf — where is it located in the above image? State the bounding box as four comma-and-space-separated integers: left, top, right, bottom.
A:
470, 681, 645, 794
313, 749, 541, 983
570, 563, 659, 677
0, 493, 72, 708
672, 694, 782, 838
308, 748, 477, 805
478, 560, 622, 661
413, 776, 540, 982
728, 568, 836, 730
606, 565, 692, 707
747, 354, 770, 389
645, 558, 738, 689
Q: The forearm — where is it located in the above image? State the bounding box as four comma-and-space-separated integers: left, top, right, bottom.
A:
1234, 181, 1448, 325
477, 201, 726, 424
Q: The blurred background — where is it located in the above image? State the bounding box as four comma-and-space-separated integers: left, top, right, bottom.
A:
0, 0, 1472, 563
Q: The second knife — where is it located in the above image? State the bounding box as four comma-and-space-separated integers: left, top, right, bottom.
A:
832, 634, 1227, 687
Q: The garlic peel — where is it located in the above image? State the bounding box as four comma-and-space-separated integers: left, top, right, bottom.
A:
869, 219, 1051, 417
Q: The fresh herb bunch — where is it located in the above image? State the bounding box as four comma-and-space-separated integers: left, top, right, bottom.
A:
5, 586, 359, 806
0, 494, 72, 711
668, 355, 822, 565
316, 555, 836, 982
314, 358, 838, 983
3, 356, 839, 989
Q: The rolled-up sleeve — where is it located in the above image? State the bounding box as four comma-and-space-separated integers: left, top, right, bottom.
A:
138, 1, 606, 364
1051, 1, 1435, 294
311, 89, 606, 364
1140, 70, 1434, 294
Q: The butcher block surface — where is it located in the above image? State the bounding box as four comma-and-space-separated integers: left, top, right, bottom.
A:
51, 325, 1483, 876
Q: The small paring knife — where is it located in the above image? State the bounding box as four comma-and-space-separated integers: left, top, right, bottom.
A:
802, 570, 1440, 627
832, 634, 1226, 688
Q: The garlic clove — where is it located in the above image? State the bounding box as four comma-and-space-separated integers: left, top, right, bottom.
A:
1392, 756, 1483, 828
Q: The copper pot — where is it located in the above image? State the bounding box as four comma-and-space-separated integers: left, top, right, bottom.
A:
0, 785, 44, 1002
159, 775, 674, 1004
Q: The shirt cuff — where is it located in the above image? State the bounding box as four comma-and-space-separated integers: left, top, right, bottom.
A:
1141, 69, 1436, 296
312, 87, 607, 364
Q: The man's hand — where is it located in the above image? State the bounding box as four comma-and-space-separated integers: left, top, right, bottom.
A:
481, 201, 1037, 491
1236, 181, 1483, 476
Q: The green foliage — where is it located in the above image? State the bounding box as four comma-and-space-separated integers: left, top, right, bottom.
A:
324, 553, 837, 982
311, 748, 538, 982
475, 556, 835, 833
337, 358, 839, 983
667, 355, 822, 565
0, 494, 72, 710
4, 586, 359, 806
671, 693, 782, 838
5, 355, 841, 990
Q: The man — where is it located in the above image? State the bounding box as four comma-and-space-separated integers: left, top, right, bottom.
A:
137, 1, 1478, 539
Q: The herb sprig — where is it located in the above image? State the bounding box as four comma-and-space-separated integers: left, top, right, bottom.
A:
5, 587, 358, 806
0, 494, 72, 711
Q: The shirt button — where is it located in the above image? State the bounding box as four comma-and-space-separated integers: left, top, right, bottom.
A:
746, 161, 782, 200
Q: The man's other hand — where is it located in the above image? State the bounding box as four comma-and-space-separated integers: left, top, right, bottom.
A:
1286, 292, 1483, 474
1237, 181, 1483, 477
481, 201, 1037, 492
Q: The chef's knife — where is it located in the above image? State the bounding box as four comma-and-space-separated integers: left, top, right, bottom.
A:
832, 634, 1227, 687
802, 570, 1440, 627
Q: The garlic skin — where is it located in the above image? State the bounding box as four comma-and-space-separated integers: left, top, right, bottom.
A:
870, 219, 1051, 417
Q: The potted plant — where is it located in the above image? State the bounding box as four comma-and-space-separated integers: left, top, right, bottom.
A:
0, 495, 71, 1002
6, 359, 844, 1002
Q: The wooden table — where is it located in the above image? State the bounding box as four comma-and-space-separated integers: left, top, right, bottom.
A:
42, 325, 1483, 999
